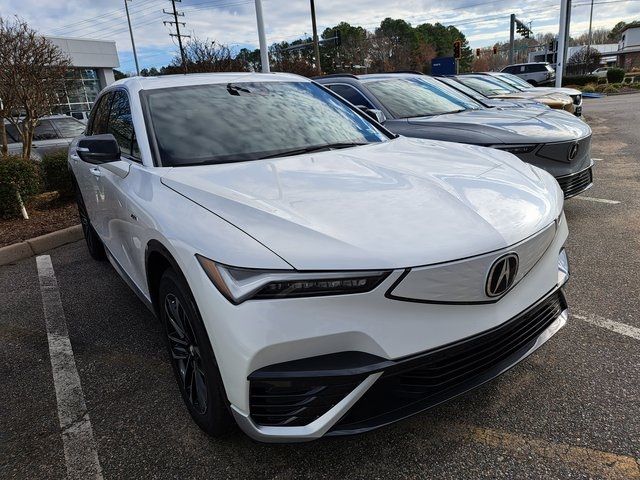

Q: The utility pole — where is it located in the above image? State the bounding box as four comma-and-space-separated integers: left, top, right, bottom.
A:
124, 0, 140, 75
163, 0, 190, 74
310, 0, 322, 75
254, 0, 270, 72
509, 14, 515, 64
586, 0, 594, 73
556, 0, 571, 87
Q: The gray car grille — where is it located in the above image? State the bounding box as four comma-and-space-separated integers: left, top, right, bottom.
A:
537, 135, 591, 164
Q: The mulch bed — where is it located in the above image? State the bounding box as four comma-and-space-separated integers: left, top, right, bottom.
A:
0, 192, 79, 248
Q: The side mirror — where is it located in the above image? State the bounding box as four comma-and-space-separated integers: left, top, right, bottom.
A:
77, 134, 121, 164
359, 106, 387, 124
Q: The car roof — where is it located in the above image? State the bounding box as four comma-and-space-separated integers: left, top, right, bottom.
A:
315, 72, 424, 83
111, 72, 309, 92
3, 114, 81, 124
505, 62, 550, 66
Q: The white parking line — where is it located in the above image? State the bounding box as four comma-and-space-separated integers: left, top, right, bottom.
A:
36, 255, 103, 480
575, 196, 621, 204
573, 312, 640, 340
592, 157, 604, 161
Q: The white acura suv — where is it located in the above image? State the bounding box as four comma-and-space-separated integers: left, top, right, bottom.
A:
69, 73, 569, 442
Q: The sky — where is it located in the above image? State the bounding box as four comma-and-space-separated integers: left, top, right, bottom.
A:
1, 0, 639, 73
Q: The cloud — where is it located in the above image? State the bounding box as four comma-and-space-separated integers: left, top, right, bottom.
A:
3, 0, 639, 72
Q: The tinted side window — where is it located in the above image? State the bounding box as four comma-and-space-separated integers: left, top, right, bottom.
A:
33, 121, 58, 141
503, 66, 516, 74
90, 93, 112, 135
108, 91, 137, 158
328, 84, 374, 109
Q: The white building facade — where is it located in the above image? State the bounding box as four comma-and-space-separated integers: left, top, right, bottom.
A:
47, 37, 119, 118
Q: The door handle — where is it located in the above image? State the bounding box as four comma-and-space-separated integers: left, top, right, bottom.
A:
89, 167, 102, 177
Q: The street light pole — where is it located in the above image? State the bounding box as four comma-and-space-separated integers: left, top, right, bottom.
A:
124, 0, 140, 75
254, 0, 270, 72
556, 0, 571, 87
509, 14, 515, 64
310, 0, 322, 75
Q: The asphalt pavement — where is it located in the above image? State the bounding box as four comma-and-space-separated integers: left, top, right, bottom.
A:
1, 94, 639, 479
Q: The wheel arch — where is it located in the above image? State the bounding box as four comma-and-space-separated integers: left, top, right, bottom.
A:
145, 240, 186, 316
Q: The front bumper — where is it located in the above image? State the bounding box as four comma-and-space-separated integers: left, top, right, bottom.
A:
232, 288, 568, 442
556, 162, 594, 198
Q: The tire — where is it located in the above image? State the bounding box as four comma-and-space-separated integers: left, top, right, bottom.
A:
75, 185, 106, 261
158, 268, 233, 437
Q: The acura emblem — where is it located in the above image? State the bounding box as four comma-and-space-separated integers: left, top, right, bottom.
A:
486, 253, 519, 297
568, 143, 579, 160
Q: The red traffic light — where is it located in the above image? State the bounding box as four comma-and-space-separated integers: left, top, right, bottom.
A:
476, 48, 480, 57
453, 40, 462, 59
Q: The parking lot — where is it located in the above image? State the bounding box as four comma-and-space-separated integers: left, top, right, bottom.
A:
1, 94, 639, 480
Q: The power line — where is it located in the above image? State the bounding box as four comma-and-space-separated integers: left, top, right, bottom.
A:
163, 0, 190, 73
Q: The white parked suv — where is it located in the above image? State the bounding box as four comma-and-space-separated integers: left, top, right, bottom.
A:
501, 62, 556, 86
69, 72, 570, 442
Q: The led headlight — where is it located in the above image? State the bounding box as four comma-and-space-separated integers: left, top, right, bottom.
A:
492, 144, 537, 155
196, 254, 391, 304
558, 248, 570, 286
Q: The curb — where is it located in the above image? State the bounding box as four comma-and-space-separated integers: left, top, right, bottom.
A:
0, 225, 83, 266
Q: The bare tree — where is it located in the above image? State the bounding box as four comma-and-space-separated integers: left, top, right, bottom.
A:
0, 83, 17, 156
0, 17, 71, 160
568, 47, 602, 74
164, 37, 246, 74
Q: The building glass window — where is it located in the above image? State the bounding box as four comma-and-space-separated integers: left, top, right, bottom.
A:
53, 68, 102, 117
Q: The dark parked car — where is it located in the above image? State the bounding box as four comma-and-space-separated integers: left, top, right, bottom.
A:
315, 73, 594, 198
5, 115, 86, 160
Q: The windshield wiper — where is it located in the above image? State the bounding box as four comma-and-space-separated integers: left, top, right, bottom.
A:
257, 142, 370, 160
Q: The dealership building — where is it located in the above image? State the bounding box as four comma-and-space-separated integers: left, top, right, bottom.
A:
46, 36, 120, 118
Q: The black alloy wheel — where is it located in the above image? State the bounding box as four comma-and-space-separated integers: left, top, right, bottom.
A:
164, 292, 208, 414
158, 269, 233, 437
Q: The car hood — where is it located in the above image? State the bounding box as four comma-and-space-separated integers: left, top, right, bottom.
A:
161, 137, 562, 270
531, 87, 581, 96
404, 108, 591, 144
493, 91, 571, 104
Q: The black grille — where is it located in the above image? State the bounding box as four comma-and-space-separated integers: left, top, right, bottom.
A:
557, 167, 593, 198
332, 290, 566, 431
249, 378, 359, 426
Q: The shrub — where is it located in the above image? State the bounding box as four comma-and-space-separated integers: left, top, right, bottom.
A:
582, 84, 596, 93
41, 150, 74, 198
595, 83, 608, 92
562, 75, 599, 86
0, 155, 41, 218
603, 84, 619, 94
606, 67, 625, 83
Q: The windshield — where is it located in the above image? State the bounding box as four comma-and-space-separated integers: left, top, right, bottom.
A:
489, 74, 526, 91
365, 77, 477, 118
497, 73, 533, 89
434, 77, 489, 103
145, 81, 387, 166
454, 76, 515, 96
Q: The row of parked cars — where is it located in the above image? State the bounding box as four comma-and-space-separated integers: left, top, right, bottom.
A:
68, 69, 586, 442
316, 71, 592, 198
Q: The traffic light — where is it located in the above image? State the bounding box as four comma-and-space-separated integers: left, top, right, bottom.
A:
493, 45, 498, 55
476, 48, 480, 57
453, 40, 462, 59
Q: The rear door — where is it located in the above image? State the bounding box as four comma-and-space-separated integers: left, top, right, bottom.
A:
31, 120, 69, 158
